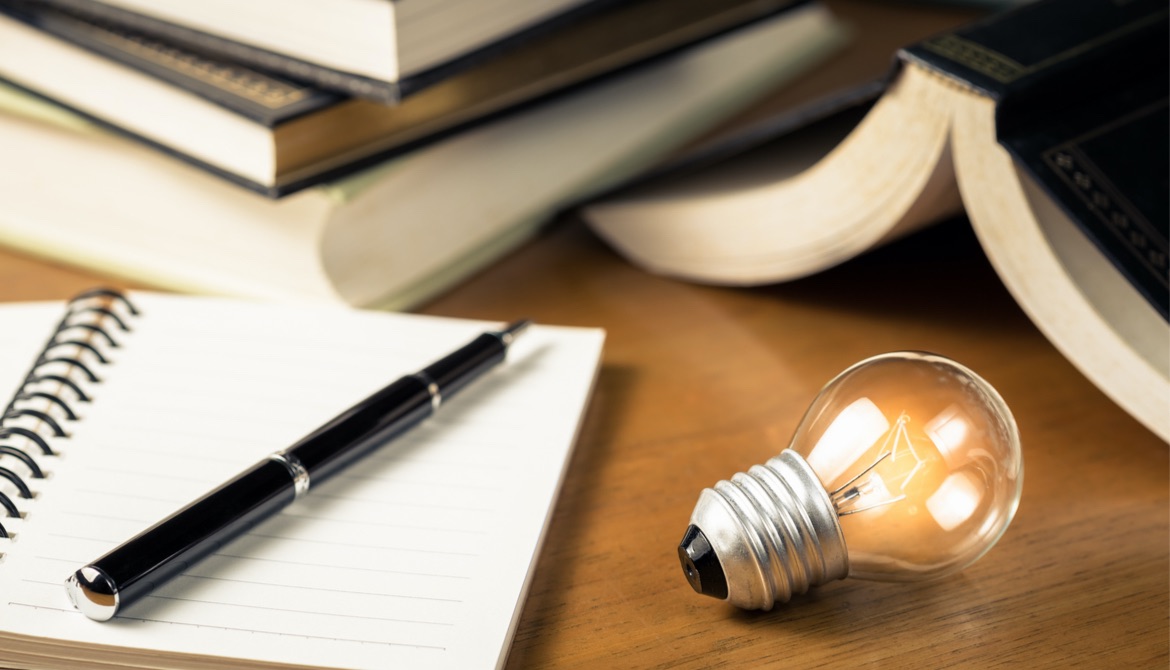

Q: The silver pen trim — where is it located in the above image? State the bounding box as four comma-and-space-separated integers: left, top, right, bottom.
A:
496, 319, 531, 346
268, 453, 310, 499
412, 371, 442, 411
65, 565, 119, 622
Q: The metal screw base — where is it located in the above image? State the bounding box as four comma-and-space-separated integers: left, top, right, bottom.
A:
686, 449, 848, 609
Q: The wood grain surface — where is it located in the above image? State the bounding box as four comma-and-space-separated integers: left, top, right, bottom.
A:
1, 214, 1166, 668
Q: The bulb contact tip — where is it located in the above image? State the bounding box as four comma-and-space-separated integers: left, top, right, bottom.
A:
678, 524, 728, 599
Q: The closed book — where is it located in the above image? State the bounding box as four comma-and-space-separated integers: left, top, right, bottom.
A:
19, 0, 609, 102
0, 5, 843, 310
582, 0, 1170, 441
0, 0, 812, 196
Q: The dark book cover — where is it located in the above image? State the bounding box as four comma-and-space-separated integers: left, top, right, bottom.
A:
902, 0, 1169, 320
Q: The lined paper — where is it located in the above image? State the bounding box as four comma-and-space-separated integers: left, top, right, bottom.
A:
0, 293, 603, 669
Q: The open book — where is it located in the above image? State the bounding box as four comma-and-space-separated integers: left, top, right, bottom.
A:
582, 0, 1169, 441
0, 290, 604, 669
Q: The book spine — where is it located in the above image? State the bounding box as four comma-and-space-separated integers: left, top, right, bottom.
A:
24, 0, 400, 102
0, 289, 141, 544
901, 0, 1168, 128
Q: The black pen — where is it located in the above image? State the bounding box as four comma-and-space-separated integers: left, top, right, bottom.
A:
65, 319, 531, 621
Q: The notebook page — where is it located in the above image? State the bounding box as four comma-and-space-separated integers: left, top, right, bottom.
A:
0, 293, 603, 669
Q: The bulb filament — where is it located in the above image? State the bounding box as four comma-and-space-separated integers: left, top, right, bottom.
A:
829, 413, 924, 517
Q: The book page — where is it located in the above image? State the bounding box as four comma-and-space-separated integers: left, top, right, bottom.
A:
0, 292, 603, 669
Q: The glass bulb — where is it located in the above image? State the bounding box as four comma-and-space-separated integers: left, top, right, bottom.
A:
677, 352, 1023, 609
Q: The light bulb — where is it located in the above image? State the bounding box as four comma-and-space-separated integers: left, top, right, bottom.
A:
678, 352, 1023, 609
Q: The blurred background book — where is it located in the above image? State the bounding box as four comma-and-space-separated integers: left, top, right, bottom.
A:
15, 0, 614, 102
0, 0, 842, 306
0, 0, 813, 194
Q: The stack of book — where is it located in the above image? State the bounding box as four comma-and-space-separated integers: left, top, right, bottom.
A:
0, 0, 845, 307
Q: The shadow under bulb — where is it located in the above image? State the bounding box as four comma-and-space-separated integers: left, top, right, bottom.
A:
678, 352, 1023, 610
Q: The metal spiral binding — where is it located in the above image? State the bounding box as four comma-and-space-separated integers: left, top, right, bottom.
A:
0, 289, 140, 548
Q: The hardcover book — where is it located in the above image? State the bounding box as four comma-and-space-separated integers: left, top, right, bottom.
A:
581, 0, 1170, 441
0, 4, 842, 311
905, 11, 1169, 320
0, 0, 812, 196
20, 0, 605, 102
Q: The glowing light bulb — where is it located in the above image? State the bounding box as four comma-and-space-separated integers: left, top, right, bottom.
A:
678, 352, 1023, 609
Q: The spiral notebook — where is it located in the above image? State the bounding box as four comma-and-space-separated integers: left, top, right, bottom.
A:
0, 290, 604, 670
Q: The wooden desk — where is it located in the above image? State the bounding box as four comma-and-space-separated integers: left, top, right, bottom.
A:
1, 216, 1166, 668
